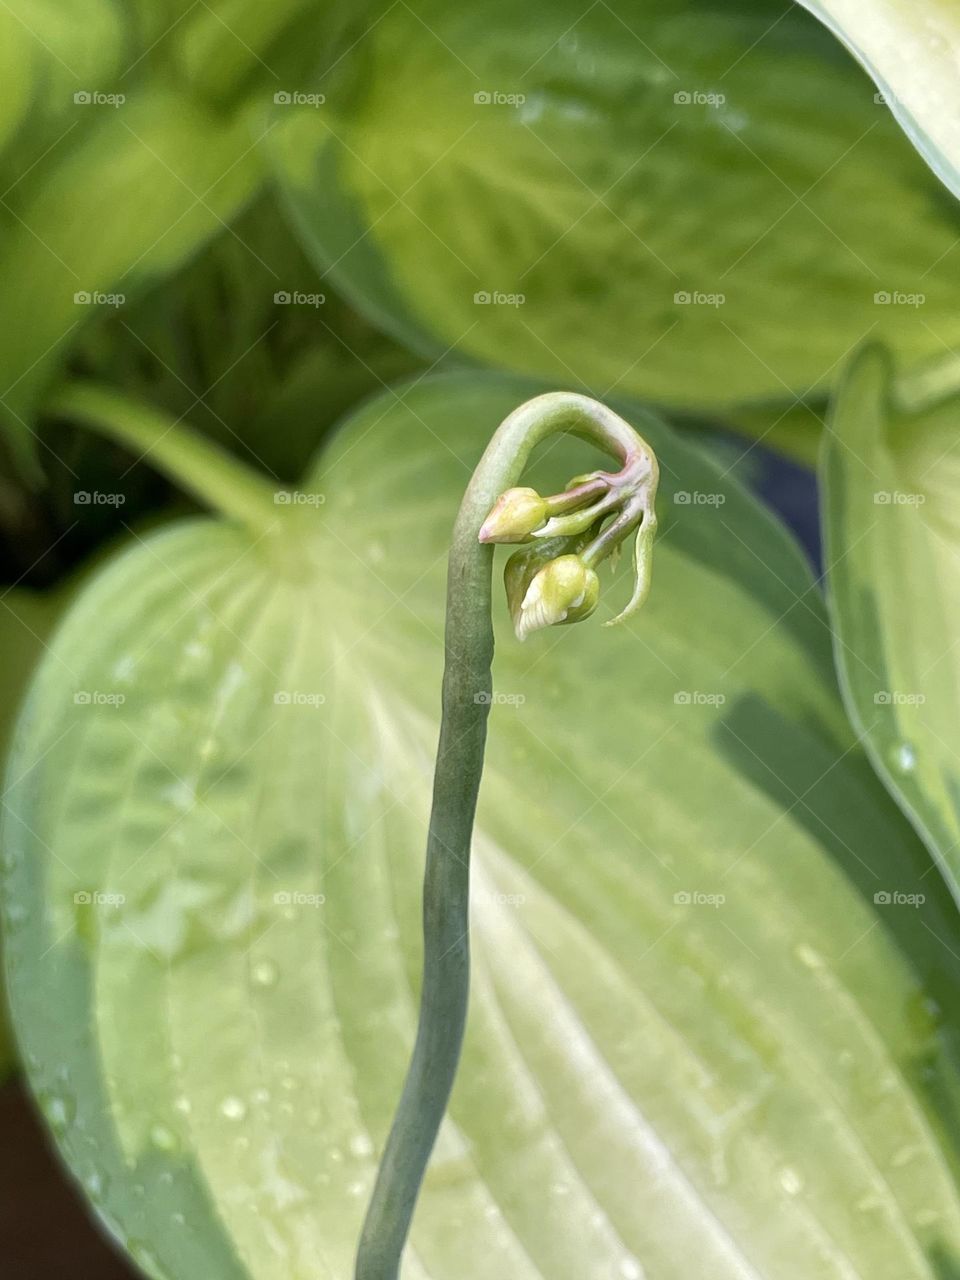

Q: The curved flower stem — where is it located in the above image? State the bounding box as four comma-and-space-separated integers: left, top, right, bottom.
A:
355, 392, 658, 1280
45, 380, 281, 537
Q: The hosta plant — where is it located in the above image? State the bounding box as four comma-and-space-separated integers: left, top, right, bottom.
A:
4, 371, 960, 1279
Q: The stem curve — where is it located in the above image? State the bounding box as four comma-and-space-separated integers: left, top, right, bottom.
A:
355, 392, 658, 1280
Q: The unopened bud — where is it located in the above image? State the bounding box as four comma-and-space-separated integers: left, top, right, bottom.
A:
478, 487, 547, 543
506, 551, 599, 641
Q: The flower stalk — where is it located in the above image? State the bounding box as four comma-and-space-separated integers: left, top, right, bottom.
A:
354, 392, 658, 1280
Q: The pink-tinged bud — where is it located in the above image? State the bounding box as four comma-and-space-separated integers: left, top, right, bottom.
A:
478, 487, 548, 543
505, 551, 599, 641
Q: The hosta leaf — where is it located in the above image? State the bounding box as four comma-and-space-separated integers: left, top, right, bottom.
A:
5, 374, 960, 1278
0, 88, 261, 481
270, 0, 960, 414
0, 585, 71, 1078
797, 2, 960, 201
822, 344, 960, 903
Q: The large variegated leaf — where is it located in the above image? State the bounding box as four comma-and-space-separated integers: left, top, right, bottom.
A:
270, 0, 960, 415
798, 2, 960, 201
5, 375, 960, 1278
822, 344, 960, 902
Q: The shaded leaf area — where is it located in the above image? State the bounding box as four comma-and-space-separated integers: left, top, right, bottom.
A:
0, 194, 424, 589
5, 374, 960, 1277
823, 344, 960, 906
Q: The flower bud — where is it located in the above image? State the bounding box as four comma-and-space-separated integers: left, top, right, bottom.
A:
505, 551, 599, 641
478, 487, 548, 543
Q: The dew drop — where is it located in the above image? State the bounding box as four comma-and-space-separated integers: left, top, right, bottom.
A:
779, 1166, 804, 1196
40, 1091, 75, 1137
252, 959, 279, 989
349, 1133, 374, 1159
619, 1261, 644, 1279
890, 741, 917, 774
172, 1212, 186, 1228
252, 1087, 271, 1105
149, 1124, 180, 1155
220, 1096, 247, 1122
173, 1096, 192, 1116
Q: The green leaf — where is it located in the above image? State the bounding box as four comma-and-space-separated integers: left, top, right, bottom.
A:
270, 0, 960, 414
70, 193, 425, 483
822, 343, 960, 903
797, 1, 960, 201
0, 0, 124, 157
6, 374, 960, 1278
0, 87, 261, 482
0, 585, 70, 1079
